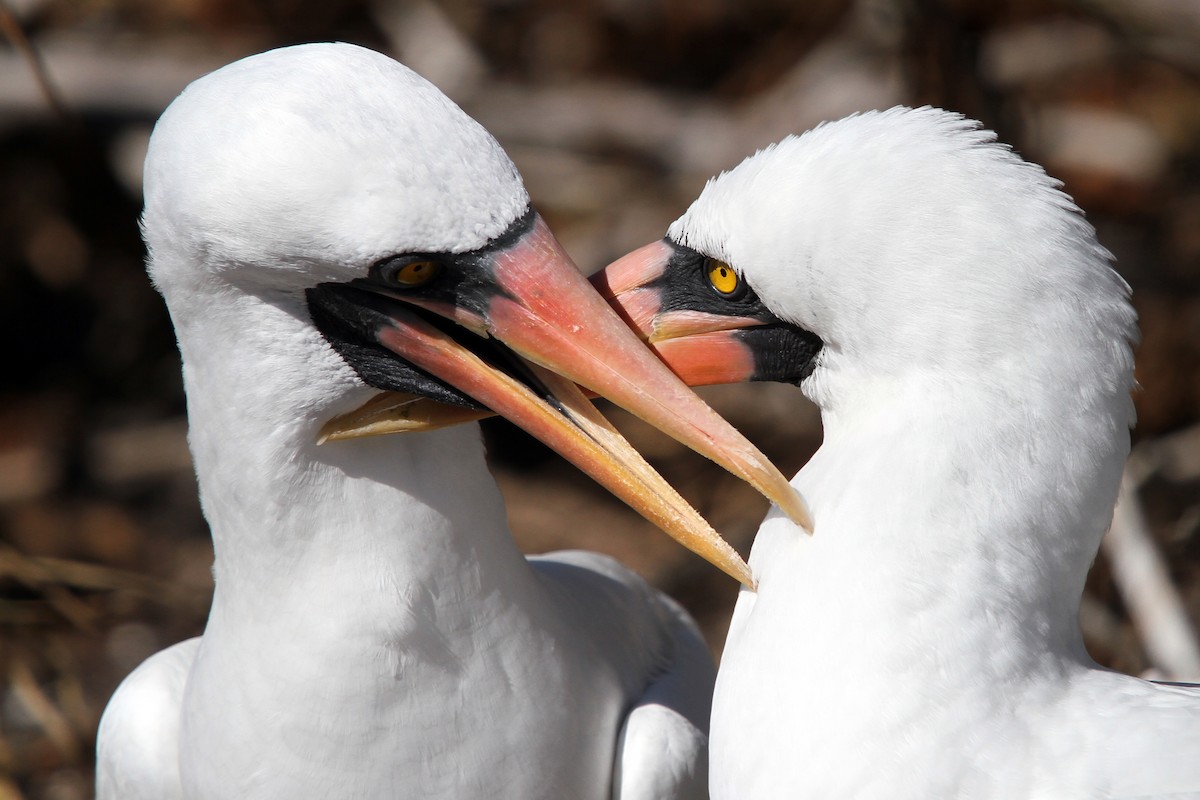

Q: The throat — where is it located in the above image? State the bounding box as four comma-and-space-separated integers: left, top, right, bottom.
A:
174, 288, 535, 638
179, 423, 546, 793
199, 420, 529, 620
185, 417, 548, 769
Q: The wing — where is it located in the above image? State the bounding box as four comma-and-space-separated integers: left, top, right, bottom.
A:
530, 550, 714, 800
612, 593, 712, 800
95, 637, 199, 800
1059, 670, 1200, 797
1103, 679, 1200, 797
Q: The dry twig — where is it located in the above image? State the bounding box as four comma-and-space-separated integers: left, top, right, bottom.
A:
1102, 442, 1200, 680
0, 0, 68, 118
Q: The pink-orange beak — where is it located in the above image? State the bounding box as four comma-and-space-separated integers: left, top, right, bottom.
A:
591, 238, 822, 535
310, 212, 811, 583
594, 240, 764, 385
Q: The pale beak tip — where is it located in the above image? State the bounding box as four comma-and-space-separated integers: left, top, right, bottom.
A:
781, 490, 815, 535
705, 554, 755, 589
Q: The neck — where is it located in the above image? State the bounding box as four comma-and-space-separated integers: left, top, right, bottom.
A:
765, 334, 1132, 669
717, 360, 1131, 788
171, 283, 535, 637
166, 283, 595, 794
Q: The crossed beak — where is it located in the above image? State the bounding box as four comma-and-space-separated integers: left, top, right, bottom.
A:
308, 212, 811, 585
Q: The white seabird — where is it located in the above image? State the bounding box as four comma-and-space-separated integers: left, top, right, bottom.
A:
596, 106, 1200, 798
95, 42, 810, 800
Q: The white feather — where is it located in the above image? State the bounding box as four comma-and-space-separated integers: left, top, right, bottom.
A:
669, 106, 1196, 798
96, 43, 710, 800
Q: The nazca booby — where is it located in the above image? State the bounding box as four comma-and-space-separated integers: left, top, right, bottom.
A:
95, 42, 809, 800
595, 106, 1200, 798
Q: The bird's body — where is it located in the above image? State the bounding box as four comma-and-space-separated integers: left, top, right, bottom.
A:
93, 42, 763, 799
716, 410, 1200, 797
104, 422, 705, 799
597, 106, 1200, 797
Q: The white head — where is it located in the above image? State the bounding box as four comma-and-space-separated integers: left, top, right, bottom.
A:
665, 106, 1136, 419
596, 107, 1138, 597
143, 42, 527, 306
139, 43, 803, 586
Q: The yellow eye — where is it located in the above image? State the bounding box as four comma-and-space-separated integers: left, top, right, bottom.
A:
391, 259, 441, 288
707, 259, 740, 296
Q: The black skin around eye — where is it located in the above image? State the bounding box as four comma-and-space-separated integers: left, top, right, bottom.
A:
654, 241, 776, 321
306, 207, 547, 408
361, 207, 538, 317
656, 239, 824, 386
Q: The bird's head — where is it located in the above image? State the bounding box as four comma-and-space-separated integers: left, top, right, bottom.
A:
143, 42, 526, 300
140, 43, 817, 585
595, 106, 1136, 416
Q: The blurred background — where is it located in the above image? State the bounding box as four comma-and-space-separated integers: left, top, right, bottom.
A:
1, 0, 1199, 796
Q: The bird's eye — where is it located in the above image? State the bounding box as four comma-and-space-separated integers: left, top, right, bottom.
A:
706, 259, 741, 297
386, 259, 442, 288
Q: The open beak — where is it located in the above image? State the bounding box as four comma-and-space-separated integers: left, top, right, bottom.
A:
308, 212, 809, 584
